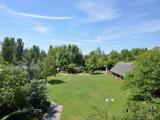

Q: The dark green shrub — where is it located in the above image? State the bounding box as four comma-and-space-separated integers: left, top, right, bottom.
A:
0, 67, 29, 117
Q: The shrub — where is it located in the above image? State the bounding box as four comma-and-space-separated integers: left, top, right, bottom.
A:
122, 101, 160, 120
0, 67, 29, 117
27, 80, 48, 110
124, 49, 160, 101
123, 49, 160, 119
67, 63, 76, 73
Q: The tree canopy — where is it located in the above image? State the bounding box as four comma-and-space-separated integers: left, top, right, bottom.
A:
123, 49, 160, 119
125, 49, 160, 101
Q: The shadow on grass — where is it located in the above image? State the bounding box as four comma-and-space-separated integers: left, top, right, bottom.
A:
2, 111, 39, 120
48, 79, 66, 85
93, 72, 103, 75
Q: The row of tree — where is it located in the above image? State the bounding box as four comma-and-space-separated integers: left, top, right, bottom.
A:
1, 37, 47, 64
85, 47, 148, 74
0, 37, 149, 74
1, 37, 23, 64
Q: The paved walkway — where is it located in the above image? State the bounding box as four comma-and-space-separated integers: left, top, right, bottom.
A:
42, 103, 63, 120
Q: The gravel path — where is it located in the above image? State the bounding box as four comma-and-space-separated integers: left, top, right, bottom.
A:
42, 103, 63, 120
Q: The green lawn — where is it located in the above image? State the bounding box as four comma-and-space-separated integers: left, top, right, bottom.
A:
48, 73, 129, 120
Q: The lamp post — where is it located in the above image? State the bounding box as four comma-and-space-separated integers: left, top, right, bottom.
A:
106, 97, 114, 119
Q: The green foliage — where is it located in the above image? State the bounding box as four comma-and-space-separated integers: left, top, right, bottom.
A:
29, 45, 40, 63
120, 49, 132, 61
67, 63, 76, 73
107, 50, 120, 69
68, 63, 76, 68
123, 49, 160, 119
15, 38, 24, 62
22, 49, 38, 79
130, 48, 148, 60
1, 37, 25, 64
0, 64, 50, 118
0, 67, 29, 117
67, 63, 84, 73
90, 47, 104, 56
124, 49, 160, 101
1, 37, 15, 63
0, 53, 8, 68
28, 80, 48, 109
85, 47, 107, 73
48, 44, 83, 69
38, 55, 56, 79
39, 50, 47, 61
122, 101, 160, 120
85, 55, 97, 74
106, 48, 148, 69
97, 55, 108, 68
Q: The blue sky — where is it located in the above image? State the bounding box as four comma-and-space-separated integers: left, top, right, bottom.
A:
0, 0, 160, 54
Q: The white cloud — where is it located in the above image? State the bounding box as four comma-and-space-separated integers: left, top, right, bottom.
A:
76, 0, 117, 23
17, 12, 73, 20
75, 19, 160, 45
100, 19, 160, 41
34, 25, 49, 33
0, 4, 74, 20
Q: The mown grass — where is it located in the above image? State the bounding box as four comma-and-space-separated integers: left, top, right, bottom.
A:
48, 73, 129, 120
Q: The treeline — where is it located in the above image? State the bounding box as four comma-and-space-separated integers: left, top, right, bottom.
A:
1, 37, 46, 64
0, 37, 149, 74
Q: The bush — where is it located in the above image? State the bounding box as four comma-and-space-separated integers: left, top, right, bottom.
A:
123, 49, 160, 119
0, 67, 49, 118
67, 63, 76, 73
124, 49, 160, 101
122, 101, 160, 120
27, 80, 48, 110
0, 67, 29, 117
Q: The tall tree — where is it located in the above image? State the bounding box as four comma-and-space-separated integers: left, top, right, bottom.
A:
30, 45, 40, 63
85, 48, 107, 73
120, 49, 132, 61
107, 50, 120, 69
90, 47, 104, 56
38, 55, 56, 79
48, 44, 83, 69
15, 38, 24, 62
1, 37, 15, 63
23, 49, 36, 80
39, 50, 47, 61
85, 55, 97, 74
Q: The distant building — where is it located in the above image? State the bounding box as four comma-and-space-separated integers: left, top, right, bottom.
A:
110, 62, 133, 79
